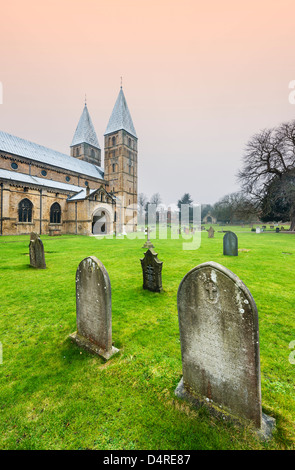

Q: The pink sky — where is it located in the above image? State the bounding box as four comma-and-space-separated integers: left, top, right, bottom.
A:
1, 0, 295, 204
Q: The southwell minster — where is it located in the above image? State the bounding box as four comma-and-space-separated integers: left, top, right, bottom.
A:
0, 86, 138, 236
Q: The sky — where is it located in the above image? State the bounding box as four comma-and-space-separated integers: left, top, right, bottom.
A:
1, 0, 295, 206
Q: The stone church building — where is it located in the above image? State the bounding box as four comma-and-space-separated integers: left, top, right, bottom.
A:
0, 87, 138, 236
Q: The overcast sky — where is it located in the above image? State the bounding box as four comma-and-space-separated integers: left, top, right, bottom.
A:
1, 0, 295, 206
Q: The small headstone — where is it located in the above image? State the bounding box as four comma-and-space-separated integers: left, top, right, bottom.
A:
270, 225, 274, 229
175, 261, 275, 438
70, 256, 119, 360
256, 227, 261, 233
275, 227, 280, 233
140, 249, 163, 292
223, 231, 238, 256
29, 232, 46, 269
208, 226, 215, 238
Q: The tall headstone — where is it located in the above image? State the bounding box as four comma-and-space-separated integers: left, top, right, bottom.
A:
29, 232, 46, 269
175, 261, 275, 438
70, 256, 119, 360
208, 226, 215, 238
140, 249, 163, 292
223, 231, 238, 256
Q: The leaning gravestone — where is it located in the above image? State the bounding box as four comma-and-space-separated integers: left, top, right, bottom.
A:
70, 256, 119, 360
208, 226, 215, 238
175, 261, 275, 438
140, 249, 163, 292
29, 232, 46, 269
223, 231, 238, 256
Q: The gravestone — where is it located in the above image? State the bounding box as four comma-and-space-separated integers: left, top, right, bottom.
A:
276, 227, 280, 233
142, 227, 154, 249
208, 226, 215, 238
223, 231, 238, 256
70, 256, 119, 360
29, 232, 46, 269
175, 261, 275, 438
140, 249, 163, 292
256, 227, 261, 234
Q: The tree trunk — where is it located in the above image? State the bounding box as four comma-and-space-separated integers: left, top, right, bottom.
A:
289, 205, 295, 231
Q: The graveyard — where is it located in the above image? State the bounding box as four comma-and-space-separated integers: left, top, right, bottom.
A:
0, 226, 295, 450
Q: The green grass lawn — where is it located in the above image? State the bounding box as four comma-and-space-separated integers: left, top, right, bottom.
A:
0, 227, 294, 450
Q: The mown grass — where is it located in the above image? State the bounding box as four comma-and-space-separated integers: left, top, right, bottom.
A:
0, 227, 294, 450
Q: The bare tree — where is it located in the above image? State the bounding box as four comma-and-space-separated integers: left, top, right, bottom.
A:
238, 120, 295, 230
150, 193, 162, 208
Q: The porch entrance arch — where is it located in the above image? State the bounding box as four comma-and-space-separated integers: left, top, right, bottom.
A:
92, 207, 113, 235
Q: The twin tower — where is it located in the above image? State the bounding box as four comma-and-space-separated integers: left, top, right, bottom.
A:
70, 86, 138, 216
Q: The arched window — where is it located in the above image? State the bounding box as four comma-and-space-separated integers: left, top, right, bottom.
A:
76, 147, 80, 157
112, 163, 116, 172
50, 202, 61, 224
112, 136, 116, 146
91, 149, 95, 158
18, 198, 33, 222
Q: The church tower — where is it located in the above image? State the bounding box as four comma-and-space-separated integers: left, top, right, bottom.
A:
70, 102, 101, 166
104, 86, 138, 232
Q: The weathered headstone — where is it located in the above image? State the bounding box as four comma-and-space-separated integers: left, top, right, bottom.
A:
70, 256, 119, 360
140, 249, 163, 292
175, 261, 275, 438
275, 227, 280, 233
256, 227, 261, 234
223, 231, 238, 256
29, 232, 46, 269
208, 226, 215, 238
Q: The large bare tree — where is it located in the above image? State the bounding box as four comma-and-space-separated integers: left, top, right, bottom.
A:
238, 120, 295, 230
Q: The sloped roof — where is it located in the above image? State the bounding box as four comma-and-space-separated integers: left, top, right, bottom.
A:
0, 130, 104, 180
104, 88, 137, 138
0, 168, 85, 193
71, 104, 101, 149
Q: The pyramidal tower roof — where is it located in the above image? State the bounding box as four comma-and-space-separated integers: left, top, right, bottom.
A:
104, 87, 137, 138
71, 103, 100, 149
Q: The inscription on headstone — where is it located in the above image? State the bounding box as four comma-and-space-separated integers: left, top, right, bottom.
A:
223, 231, 238, 256
29, 232, 46, 269
140, 249, 163, 292
175, 261, 275, 438
70, 256, 119, 360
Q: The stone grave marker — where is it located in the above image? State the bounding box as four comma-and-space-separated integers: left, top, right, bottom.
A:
70, 256, 119, 360
223, 231, 238, 256
175, 261, 275, 438
29, 232, 46, 269
140, 248, 163, 292
208, 226, 215, 238
256, 227, 261, 234
142, 227, 154, 249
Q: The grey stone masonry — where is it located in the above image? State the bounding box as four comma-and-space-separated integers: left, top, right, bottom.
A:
175, 261, 275, 439
70, 256, 119, 360
29, 232, 46, 269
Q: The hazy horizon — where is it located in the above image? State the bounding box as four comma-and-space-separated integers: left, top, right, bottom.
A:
1, 0, 295, 206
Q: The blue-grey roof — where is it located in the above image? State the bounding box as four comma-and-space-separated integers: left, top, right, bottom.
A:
0, 168, 85, 193
0, 130, 104, 180
104, 88, 137, 138
71, 104, 101, 149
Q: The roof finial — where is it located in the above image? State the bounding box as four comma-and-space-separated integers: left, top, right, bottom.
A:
120, 76, 123, 89
85, 93, 87, 106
